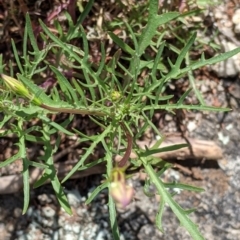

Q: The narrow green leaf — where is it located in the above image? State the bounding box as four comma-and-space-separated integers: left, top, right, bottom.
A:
156, 198, 165, 232
143, 104, 231, 112
0, 152, 21, 168
62, 125, 112, 183
201, 52, 206, 61
150, 136, 165, 150
143, 162, 205, 240
22, 158, 30, 214
164, 182, 205, 192
25, 134, 44, 143
26, 13, 39, 53
151, 41, 166, 77
78, 158, 105, 171
54, 19, 64, 38
108, 32, 135, 55
0, 114, 12, 129
11, 39, 24, 74
72, 128, 97, 141
39, 20, 82, 64
50, 65, 78, 103
28, 161, 49, 169
107, 49, 122, 74
40, 19, 107, 94
74, 0, 94, 30
177, 88, 192, 105
96, 42, 106, 76
183, 47, 240, 73
138, 11, 180, 55
39, 115, 74, 136
143, 178, 155, 197
141, 144, 188, 157
33, 171, 49, 188
185, 53, 205, 105
23, 19, 28, 60
125, 22, 139, 51
108, 195, 120, 240
175, 33, 197, 69
51, 173, 72, 215
72, 78, 87, 105
117, 61, 134, 79
79, 25, 89, 62
134, 93, 173, 101
102, 129, 120, 239
140, 111, 163, 137
156, 162, 173, 176
85, 181, 108, 204
167, 57, 175, 68
184, 208, 197, 215
140, 60, 167, 72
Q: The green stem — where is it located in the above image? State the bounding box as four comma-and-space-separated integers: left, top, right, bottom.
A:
107, 125, 120, 240
18, 120, 30, 214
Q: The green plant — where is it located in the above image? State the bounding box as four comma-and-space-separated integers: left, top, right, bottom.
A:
0, 0, 238, 239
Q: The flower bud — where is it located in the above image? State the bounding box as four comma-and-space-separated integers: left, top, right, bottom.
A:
1, 74, 42, 105
109, 167, 134, 208
111, 90, 122, 102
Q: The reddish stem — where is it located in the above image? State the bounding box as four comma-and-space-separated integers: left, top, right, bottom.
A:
118, 122, 133, 167
40, 104, 106, 116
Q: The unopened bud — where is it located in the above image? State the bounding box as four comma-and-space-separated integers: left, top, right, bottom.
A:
109, 167, 134, 208
111, 91, 122, 102
1, 74, 42, 105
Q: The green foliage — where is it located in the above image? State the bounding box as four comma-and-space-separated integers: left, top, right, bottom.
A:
0, 0, 238, 239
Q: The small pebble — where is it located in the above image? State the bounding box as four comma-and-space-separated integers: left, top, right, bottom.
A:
66, 189, 82, 207
187, 121, 197, 132
42, 206, 56, 218
232, 9, 240, 25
